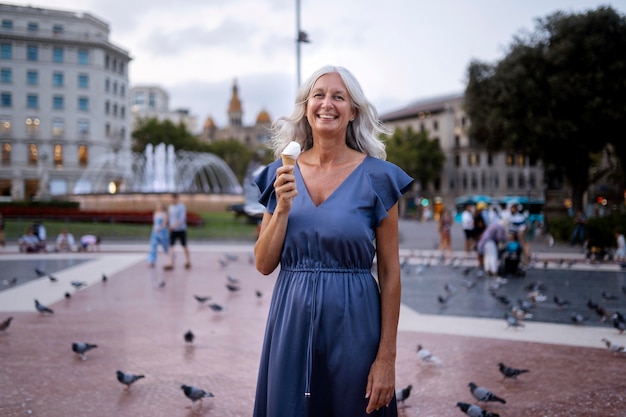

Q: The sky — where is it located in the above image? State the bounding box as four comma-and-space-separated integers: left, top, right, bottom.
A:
6, 0, 625, 132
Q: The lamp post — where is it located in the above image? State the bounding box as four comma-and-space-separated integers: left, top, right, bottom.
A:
296, 0, 310, 88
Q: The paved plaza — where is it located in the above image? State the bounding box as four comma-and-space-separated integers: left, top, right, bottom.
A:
0, 220, 625, 416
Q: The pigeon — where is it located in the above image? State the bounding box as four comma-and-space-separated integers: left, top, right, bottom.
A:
615, 311, 626, 323
524, 280, 546, 292
255, 290, 263, 298
570, 312, 588, 325
64, 292, 72, 300
218, 258, 229, 268
587, 299, 599, 311
416, 344, 442, 364
34, 268, 47, 277
116, 370, 145, 388
444, 282, 456, 294
602, 291, 619, 301
505, 313, 525, 328
456, 401, 500, 417
395, 384, 412, 406
594, 304, 613, 322
0, 316, 13, 332
194, 295, 211, 304
601, 338, 625, 353
553, 295, 571, 307
437, 294, 449, 307
224, 253, 238, 262
2, 276, 17, 286
102, 274, 108, 283
72, 342, 98, 360
227, 275, 240, 285
48, 275, 58, 283
184, 330, 195, 343
226, 283, 240, 293
468, 382, 506, 404
34, 299, 54, 314
181, 384, 214, 405
498, 362, 529, 381
71, 281, 87, 290
612, 317, 626, 334
208, 303, 224, 312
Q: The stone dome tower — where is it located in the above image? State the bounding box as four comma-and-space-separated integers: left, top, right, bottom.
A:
228, 79, 243, 127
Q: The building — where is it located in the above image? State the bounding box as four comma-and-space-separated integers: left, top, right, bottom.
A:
130, 85, 197, 134
198, 79, 272, 147
0, 3, 131, 199
380, 93, 545, 212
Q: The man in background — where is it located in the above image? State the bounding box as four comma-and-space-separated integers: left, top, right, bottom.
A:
164, 193, 191, 270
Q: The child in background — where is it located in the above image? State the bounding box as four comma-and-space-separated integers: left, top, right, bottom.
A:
614, 229, 626, 262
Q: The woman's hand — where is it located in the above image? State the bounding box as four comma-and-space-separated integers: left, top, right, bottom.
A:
365, 356, 396, 414
273, 165, 298, 213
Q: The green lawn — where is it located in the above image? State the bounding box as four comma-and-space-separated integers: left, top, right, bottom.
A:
5, 212, 258, 242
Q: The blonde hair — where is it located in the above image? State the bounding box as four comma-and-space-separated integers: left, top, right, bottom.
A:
270, 65, 388, 159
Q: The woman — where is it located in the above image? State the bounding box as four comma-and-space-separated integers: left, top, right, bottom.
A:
253, 65, 413, 416
147, 201, 169, 267
438, 207, 453, 259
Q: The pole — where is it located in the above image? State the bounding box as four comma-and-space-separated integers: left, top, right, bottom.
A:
296, 0, 302, 88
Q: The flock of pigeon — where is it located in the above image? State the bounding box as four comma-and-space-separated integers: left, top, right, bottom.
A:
0, 253, 260, 411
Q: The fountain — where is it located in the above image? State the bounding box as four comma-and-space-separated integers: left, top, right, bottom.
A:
73, 144, 242, 195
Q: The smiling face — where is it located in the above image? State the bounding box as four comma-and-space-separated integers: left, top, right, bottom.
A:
306, 72, 356, 139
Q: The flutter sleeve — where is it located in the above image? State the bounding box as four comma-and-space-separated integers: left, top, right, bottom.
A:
366, 158, 414, 227
254, 159, 281, 214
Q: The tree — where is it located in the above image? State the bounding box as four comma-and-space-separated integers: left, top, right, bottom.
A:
131, 117, 204, 153
465, 6, 626, 211
385, 126, 445, 194
205, 140, 255, 183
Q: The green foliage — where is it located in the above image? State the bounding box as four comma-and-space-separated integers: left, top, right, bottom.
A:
131, 117, 208, 152
204, 140, 255, 182
385, 127, 445, 191
465, 6, 626, 211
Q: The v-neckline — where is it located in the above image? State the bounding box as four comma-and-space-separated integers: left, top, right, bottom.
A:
297, 156, 368, 208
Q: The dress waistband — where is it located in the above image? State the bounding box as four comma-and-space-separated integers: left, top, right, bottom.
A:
281, 266, 371, 274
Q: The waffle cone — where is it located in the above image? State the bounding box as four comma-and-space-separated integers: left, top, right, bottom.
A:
281, 155, 296, 168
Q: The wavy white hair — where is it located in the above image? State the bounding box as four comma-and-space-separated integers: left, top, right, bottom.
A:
269, 65, 389, 159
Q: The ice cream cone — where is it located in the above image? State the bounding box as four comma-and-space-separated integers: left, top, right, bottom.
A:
281, 155, 296, 170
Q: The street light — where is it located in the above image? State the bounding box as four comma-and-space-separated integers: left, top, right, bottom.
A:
296, 0, 310, 88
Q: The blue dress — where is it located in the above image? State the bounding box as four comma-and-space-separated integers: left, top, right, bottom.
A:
253, 156, 413, 417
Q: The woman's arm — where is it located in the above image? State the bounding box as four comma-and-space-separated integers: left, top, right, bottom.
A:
365, 202, 401, 414
254, 165, 298, 275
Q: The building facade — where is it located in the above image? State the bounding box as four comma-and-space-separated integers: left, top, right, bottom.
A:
0, 3, 131, 199
380, 93, 545, 211
198, 79, 272, 147
130, 85, 197, 134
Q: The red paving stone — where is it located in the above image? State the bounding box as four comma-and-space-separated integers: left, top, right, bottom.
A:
1, 247, 626, 417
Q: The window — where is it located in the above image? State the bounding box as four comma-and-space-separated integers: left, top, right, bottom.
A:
28, 22, 39, 31
120, 106, 126, 118
120, 84, 125, 97
507, 173, 514, 188
28, 143, 38, 165
52, 47, 64, 63
112, 58, 117, 72
505, 154, 514, 166
134, 91, 144, 106
78, 145, 88, 167
105, 100, 110, 114
25, 117, 40, 135
105, 123, 111, 137
26, 94, 38, 109
77, 49, 89, 65
52, 72, 64, 87
0, 68, 10, 83
52, 95, 64, 110
517, 154, 525, 167
27, 45, 38, 61
53, 144, 63, 167
518, 173, 526, 188
1, 20, 13, 30
78, 74, 88, 88
1, 143, 10, 165
27, 70, 38, 85
1, 92, 11, 107
149, 92, 156, 108
78, 97, 89, 111
454, 154, 460, 167
119, 62, 125, 75
105, 55, 110, 69
433, 120, 439, 131
52, 24, 64, 35
0, 117, 11, 134
1, 43, 11, 60
105, 78, 110, 92
52, 119, 64, 136
78, 120, 89, 135
113, 82, 118, 95
113, 103, 118, 117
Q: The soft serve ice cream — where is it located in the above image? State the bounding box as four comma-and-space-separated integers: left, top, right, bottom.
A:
281, 141, 301, 169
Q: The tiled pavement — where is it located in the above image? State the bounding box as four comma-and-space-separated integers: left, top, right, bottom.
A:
1, 221, 625, 417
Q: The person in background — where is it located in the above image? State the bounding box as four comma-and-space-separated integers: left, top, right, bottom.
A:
147, 201, 169, 268
252, 65, 412, 416
473, 201, 488, 243
614, 229, 626, 262
78, 234, 101, 252
55, 228, 75, 252
438, 206, 453, 260
461, 204, 475, 254
570, 209, 587, 247
476, 221, 507, 276
0, 212, 5, 251
18, 227, 46, 253
163, 193, 191, 270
